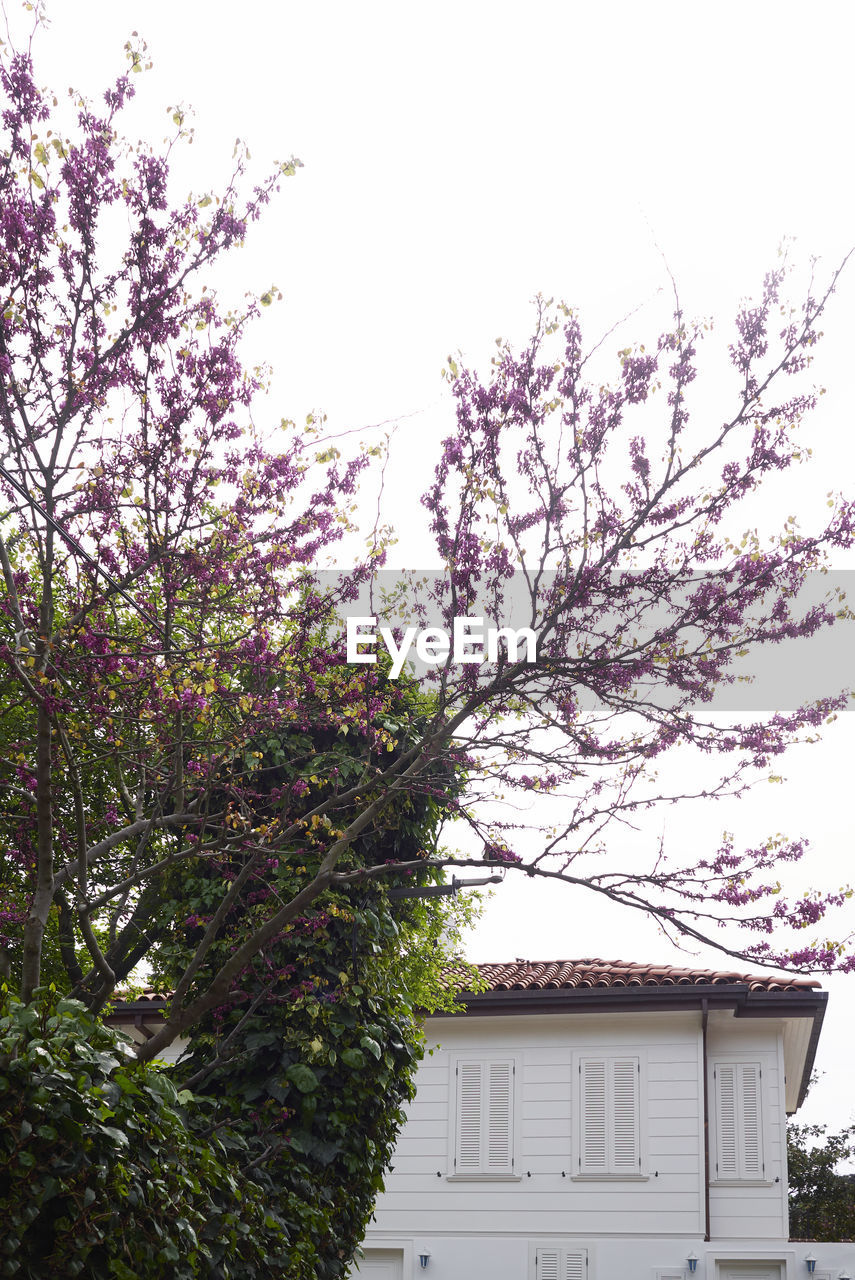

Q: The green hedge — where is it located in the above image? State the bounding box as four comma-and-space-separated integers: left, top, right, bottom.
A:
0, 987, 289, 1279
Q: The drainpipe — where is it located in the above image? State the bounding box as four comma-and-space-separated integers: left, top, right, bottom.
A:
702, 998, 711, 1243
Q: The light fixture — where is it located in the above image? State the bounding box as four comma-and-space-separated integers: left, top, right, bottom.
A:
838, 1271, 852, 1280
687, 1252, 698, 1274
805, 1255, 817, 1275
418, 1253, 431, 1270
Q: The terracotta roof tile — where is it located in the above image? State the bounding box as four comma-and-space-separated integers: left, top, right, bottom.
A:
467, 958, 820, 994
113, 958, 820, 1012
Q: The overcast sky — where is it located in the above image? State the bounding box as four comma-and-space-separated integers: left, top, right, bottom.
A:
13, 1, 855, 1134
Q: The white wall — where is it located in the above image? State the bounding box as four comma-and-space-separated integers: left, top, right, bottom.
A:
373, 1010, 707, 1239
370, 1007, 796, 1246
707, 1014, 789, 1241
356, 1236, 855, 1280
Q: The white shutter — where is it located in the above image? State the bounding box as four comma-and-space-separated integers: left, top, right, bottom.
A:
455, 1060, 483, 1173
611, 1056, 640, 1172
739, 1062, 763, 1178
486, 1059, 514, 1173
580, 1055, 639, 1174
714, 1063, 739, 1178
579, 1057, 608, 1173
714, 1061, 763, 1179
563, 1251, 586, 1280
454, 1058, 514, 1174
536, 1250, 561, 1280
535, 1248, 586, 1280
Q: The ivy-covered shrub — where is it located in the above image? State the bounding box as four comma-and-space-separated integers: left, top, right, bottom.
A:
174, 900, 430, 1280
155, 696, 479, 1280
0, 987, 289, 1279
0, 673, 478, 1278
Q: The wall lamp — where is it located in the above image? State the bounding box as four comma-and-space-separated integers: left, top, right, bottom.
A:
418, 1253, 431, 1270
838, 1271, 852, 1280
687, 1253, 698, 1274
805, 1256, 817, 1275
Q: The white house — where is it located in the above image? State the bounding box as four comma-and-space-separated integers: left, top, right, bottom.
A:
109, 957, 852, 1280
354, 958, 853, 1280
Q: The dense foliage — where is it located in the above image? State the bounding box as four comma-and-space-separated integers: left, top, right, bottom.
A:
0, 656, 476, 1276
0, 987, 290, 1278
150, 696, 477, 1278
173, 898, 435, 1280
788, 1116, 855, 1242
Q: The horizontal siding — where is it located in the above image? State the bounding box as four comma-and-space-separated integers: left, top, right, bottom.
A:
706, 1017, 787, 1239
376, 1190, 703, 1211
376, 1011, 788, 1241
372, 1208, 700, 1236
377, 1012, 704, 1236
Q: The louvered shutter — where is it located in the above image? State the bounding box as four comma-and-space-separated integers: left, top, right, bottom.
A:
563, 1252, 586, 1280
714, 1061, 763, 1179
611, 1056, 640, 1172
739, 1063, 763, 1177
455, 1060, 483, 1173
486, 1060, 514, 1173
536, 1249, 560, 1280
454, 1058, 514, 1174
579, 1057, 608, 1173
714, 1063, 738, 1177
535, 1248, 586, 1279
580, 1056, 639, 1173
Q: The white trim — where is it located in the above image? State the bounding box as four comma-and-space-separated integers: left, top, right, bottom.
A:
709, 1055, 775, 1184
708, 1179, 774, 1188
529, 1239, 591, 1280
710, 1252, 792, 1280
570, 1172, 649, 1182
573, 1049, 647, 1178
447, 1052, 521, 1179
349, 1241, 413, 1280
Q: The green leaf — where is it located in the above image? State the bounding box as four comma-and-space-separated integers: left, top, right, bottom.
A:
101, 1125, 129, 1147
285, 1063, 318, 1093
340, 1048, 365, 1070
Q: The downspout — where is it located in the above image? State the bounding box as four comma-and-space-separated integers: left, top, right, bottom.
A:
702, 998, 711, 1242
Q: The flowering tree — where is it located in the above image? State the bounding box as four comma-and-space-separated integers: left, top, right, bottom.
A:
1, 31, 855, 1075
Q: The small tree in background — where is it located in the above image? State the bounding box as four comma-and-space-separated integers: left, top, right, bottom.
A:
788, 1084, 855, 1242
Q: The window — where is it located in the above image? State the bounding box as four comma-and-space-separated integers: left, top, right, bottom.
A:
576, 1054, 641, 1176
532, 1245, 587, 1279
712, 1061, 764, 1181
450, 1056, 518, 1178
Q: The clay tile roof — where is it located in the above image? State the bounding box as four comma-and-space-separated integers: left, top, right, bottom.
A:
469, 958, 820, 994
112, 960, 820, 1017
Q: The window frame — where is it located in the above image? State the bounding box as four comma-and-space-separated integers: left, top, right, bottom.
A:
571, 1050, 648, 1181
446, 1052, 522, 1182
529, 1241, 590, 1280
709, 1057, 772, 1186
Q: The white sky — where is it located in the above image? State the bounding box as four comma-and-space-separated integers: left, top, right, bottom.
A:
12, 2, 855, 1135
